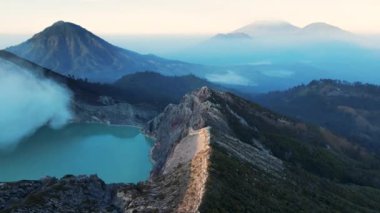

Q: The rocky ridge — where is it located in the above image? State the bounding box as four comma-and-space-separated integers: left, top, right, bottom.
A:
0, 87, 284, 212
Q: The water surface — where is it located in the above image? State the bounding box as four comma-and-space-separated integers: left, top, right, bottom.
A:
0, 124, 153, 183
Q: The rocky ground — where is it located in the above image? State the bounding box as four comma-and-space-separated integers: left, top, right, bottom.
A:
0, 175, 120, 212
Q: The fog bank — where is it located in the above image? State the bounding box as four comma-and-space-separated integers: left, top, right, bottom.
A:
0, 58, 72, 148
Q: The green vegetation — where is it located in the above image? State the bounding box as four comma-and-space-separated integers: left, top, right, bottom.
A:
200, 145, 380, 212
212, 89, 380, 188
114, 71, 220, 108
256, 79, 380, 153
199, 89, 380, 212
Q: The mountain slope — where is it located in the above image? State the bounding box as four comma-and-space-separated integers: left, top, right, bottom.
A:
255, 79, 380, 153
0, 50, 131, 105
299, 22, 353, 41
0, 50, 158, 125
113, 71, 221, 108
210, 32, 252, 40
6, 21, 199, 82
146, 87, 380, 212
302, 22, 348, 34
2, 87, 380, 212
232, 20, 350, 39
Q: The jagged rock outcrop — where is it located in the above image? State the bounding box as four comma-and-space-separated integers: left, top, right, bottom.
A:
146, 87, 283, 176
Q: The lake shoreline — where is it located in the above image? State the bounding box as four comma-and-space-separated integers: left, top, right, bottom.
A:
0, 123, 153, 184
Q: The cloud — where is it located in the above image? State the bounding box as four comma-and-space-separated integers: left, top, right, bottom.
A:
0, 58, 73, 149
262, 69, 294, 78
206, 70, 251, 86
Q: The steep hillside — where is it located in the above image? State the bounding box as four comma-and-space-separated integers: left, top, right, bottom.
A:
0, 50, 158, 125
113, 72, 221, 108
256, 79, 380, 153
6, 21, 200, 82
2, 87, 380, 212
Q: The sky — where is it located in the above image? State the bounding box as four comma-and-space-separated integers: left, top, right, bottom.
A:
1, 0, 380, 35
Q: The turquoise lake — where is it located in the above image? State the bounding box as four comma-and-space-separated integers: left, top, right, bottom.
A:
0, 124, 153, 183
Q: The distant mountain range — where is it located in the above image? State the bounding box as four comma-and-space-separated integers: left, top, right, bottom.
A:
6, 21, 201, 82
233, 20, 300, 37
205, 21, 353, 45
255, 79, 380, 153
6, 20, 379, 93
230, 20, 351, 39
172, 20, 380, 92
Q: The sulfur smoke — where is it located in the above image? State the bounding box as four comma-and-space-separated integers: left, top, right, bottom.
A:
0, 58, 73, 148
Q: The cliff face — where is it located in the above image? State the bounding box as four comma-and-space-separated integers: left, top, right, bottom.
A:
135, 87, 286, 211
146, 87, 284, 176
145, 87, 217, 174
114, 127, 211, 212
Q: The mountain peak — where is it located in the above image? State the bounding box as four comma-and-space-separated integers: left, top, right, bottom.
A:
301, 22, 349, 36
51, 20, 81, 27
35, 20, 91, 38
52, 20, 67, 26
303, 22, 343, 31
233, 20, 300, 36
5, 21, 124, 81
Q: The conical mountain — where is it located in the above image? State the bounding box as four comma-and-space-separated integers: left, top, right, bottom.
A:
6, 21, 196, 82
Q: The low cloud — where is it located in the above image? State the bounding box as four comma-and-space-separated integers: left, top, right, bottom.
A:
0, 59, 73, 149
206, 70, 251, 86
262, 69, 294, 78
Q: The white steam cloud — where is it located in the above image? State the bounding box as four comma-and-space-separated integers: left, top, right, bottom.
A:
0, 58, 73, 148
